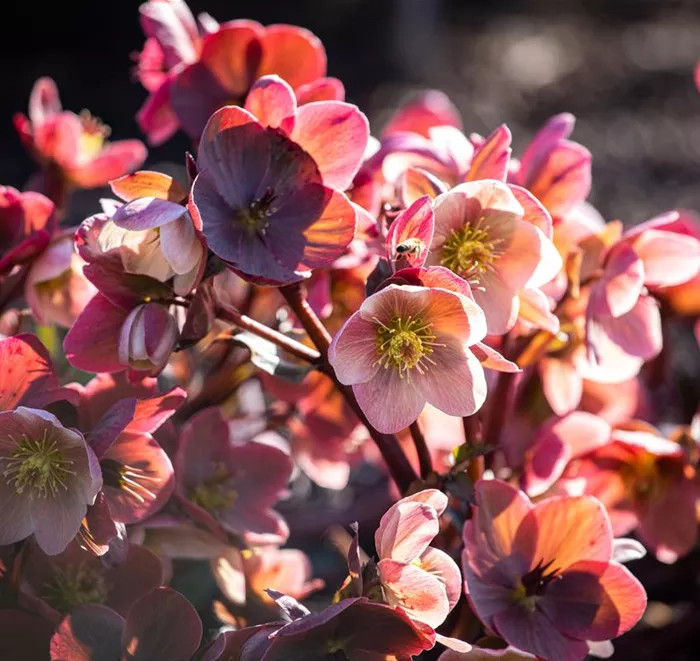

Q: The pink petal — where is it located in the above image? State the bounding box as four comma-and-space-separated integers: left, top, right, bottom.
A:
29, 77, 61, 125
353, 367, 425, 434
378, 559, 450, 628
472, 342, 520, 373
519, 113, 575, 178
0, 333, 57, 411
296, 77, 345, 104
466, 124, 511, 182
64, 294, 129, 373
112, 197, 185, 231
516, 495, 613, 571
415, 344, 487, 417
30, 486, 89, 555
543, 560, 646, 640
631, 228, 700, 288
508, 185, 553, 239
258, 24, 327, 89
596, 243, 645, 318
290, 101, 370, 190
34, 112, 81, 169
386, 195, 435, 268
382, 90, 462, 138
69, 141, 148, 189
159, 214, 201, 274
328, 311, 381, 385
397, 167, 448, 207
376, 500, 440, 562
539, 357, 583, 416
110, 170, 186, 203
472, 272, 520, 336
419, 546, 462, 611
139, 0, 198, 67
136, 78, 180, 147
493, 604, 588, 661
244, 75, 297, 131
517, 288, 559, 335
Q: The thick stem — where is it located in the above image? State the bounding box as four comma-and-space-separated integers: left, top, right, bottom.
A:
409, 420, 433, 479
215, 305, 320, 364
281, 283, 418, 492
461, 414, 484, 483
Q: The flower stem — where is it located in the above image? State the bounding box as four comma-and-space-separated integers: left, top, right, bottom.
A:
409, 420, 433, 479
215, 304, 320, 364
281, 283, 418, 493
462, 414, 484, 482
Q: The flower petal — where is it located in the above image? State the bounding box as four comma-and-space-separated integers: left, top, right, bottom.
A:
244, 75, 297, 131
69, 141, 147, 189
328, 311, 381, 385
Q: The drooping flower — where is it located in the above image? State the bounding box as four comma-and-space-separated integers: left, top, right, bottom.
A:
188, 76, 368, 284
0, 407, 102, 555
463, 479, 646, 661
0, 186, 55, 279
24, 230, 96, 328
329, 283, 488, 433
14, 77, 146, 193
50, 587, 202, 661
175, 406, 293, 544
426, 180, 561, 334
375, 489, 461, 628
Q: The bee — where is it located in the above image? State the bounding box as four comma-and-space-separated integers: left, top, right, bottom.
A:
394, 238, 425, 260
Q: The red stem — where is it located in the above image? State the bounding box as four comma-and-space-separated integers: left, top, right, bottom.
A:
409, 420, 433, 479
281, 283, 418, 493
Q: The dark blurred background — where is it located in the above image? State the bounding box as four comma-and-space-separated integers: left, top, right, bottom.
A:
3, 0, 700, 224
4, 1, 700, 658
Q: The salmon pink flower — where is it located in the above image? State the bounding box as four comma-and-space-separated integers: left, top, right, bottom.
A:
561, 424, 700, 563
463, 480, 646, 661
329, 283, 488, 433
176, 407, 293, 544
25, 230, 96, 328
0, 186, 55, 278
426, 180, 561, 334
0, 407, 102, 555
375, 489, 461, 628
14, 77, 146, 192
188, 79, 368, 283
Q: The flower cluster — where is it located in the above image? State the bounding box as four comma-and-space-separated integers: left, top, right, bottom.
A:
3, 1, 700, 660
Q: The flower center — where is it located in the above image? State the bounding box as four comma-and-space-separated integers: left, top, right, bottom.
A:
374, 315, 441, 378
42, 564, 109, 613
2, 430, 75, 498
78, 110, 110, 160
441, 224, 500, 281
512, 558, 561, 611
237, 188, 276, 236
101, 458, 160, 504
190, 463, 237, 513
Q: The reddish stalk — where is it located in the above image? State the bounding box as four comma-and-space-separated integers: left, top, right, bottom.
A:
409, 420, 433, 479
281, 283, 418, 493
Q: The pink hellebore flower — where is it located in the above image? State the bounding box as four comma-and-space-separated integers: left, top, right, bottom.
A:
375, 489, 461, 628
329, 283, 488, 434
0, 186, 56, 277
99, 171, 205, 296
0, 407, 102, 555
426, 180, 561, 335
189, 76, 368, 284
14, 77, 146, 191
176, 406, 293, 545
463, 480, 646, 661
562, 423, 700, 564
25, 230, 97, 328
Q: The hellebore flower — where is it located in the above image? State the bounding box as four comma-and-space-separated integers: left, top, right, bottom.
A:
0, 186, 56, 277
50, 587, 202, 661
188, 77, 368, 284
14, 77, 146, 192
328, 283, 488, 433
25, 230, 96, 328
511, 113, 592, 220
0, 407, 102, 555
375, 489, 461, 628
426, 180, 561, 334
562, 423, 700, 563
20, 539, 162, 619
463, 480, 646, 661
176, 407, 293, 544
98, 171, 205, 296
